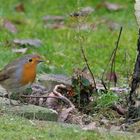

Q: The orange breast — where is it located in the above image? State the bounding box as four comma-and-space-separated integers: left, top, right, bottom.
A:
20, 63, 36, 85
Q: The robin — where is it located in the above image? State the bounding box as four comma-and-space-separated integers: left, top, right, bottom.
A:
0, 54, 44, 105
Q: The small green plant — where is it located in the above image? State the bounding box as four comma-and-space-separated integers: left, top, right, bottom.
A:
95, 91, 119, 109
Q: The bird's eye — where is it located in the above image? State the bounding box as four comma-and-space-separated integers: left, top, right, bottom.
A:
29, 59, 32, 62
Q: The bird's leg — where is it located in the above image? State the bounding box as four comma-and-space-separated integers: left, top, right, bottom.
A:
7, 92, 19, 106
8, 92, 14, 105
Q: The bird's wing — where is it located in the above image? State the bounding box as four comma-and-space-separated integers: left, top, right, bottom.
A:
0, 71, 9, 81
135, 0, 140, 27
0, 66, 17, 82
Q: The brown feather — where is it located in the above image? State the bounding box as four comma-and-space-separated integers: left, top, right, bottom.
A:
0, 71, 9, 81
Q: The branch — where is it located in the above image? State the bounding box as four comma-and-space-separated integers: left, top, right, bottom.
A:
53, 84, 75, 108
75, 12, 96, 90
101, 27, 123, 89
80, 45, 97, 89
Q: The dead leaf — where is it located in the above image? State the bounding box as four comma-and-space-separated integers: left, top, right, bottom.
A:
80, 6, 95, 15
70, 6, 94, 17
44, 23, 65, 29
58, 107, 74, 122
106, 72, 118, 86
67, 87, 75, 97
110, 87, 129, 93
15, 3, 25, 12
43, 15, 65, 29
3, 20, 17, 33
77, 23, 91, 30
106, 20, 120, 30
43, 15, 64, 23
46, 92, 60, 110
110, 125, 121, 131
100, 118, 109, 126
13, 39, 42, 47
112, 104, 127, 115
12, 48, 28, 54
82, 122, 97, 130
96, 83, 129, 93
104, 2, 123, 11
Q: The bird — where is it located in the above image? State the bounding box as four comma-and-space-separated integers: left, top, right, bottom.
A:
0, 54, 44, 105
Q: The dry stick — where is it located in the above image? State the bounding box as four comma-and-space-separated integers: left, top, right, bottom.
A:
101, 49, 116, 91
75, 10, 97, 90
21, 95, 63, 99
108, 27, 123, 88
101, 27, 123, 90
80, 43, 97, 89
53, 84, 75, 108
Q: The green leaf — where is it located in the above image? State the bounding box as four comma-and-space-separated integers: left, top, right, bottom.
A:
81, 77, 90, 87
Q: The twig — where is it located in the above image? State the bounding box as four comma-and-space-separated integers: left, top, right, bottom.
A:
109, 27, 122, 86
101, 79, 108, 91
75, 9, 96, 90
53, 84, 75, 108
101, 27, 123, 89
21, 95, 63, 99
101, 48, 116, 90
80, 45, 97, 89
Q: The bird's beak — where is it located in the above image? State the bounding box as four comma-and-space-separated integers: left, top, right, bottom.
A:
36, 57, 45, 63
36, 55, 47, 63
37, 59, 45, 63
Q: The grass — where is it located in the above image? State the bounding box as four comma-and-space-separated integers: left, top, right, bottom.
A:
0, 113, 139, 140
0, 0, 137, 78
95, 91, 119, 109
0, 114, 100, 140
